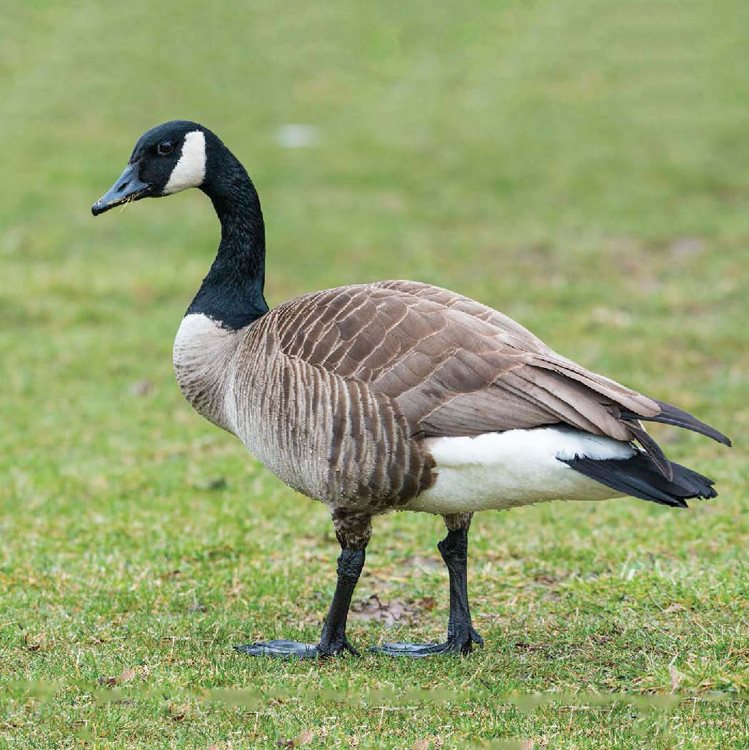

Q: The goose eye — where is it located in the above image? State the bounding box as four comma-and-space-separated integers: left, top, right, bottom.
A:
157, 140, 174, 156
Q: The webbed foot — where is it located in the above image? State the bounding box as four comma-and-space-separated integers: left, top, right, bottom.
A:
234, 636, 359, 659
234, 639, 320, 659
372, 627, 483, 658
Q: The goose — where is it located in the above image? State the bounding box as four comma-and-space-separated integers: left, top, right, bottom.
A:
92, 120, 730, 659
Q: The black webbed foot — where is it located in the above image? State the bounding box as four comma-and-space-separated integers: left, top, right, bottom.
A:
373, 626, 483, 658
234, 636, 359, 659
234, 639, 320, 659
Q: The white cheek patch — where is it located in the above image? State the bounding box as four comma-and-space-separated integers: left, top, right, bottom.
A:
163, 130, 207, 194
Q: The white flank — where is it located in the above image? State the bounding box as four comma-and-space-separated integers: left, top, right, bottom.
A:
406, 427, 637, 516
163, 130, 207, 194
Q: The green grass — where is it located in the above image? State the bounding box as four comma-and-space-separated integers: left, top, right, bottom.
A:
1, 0, 748, 747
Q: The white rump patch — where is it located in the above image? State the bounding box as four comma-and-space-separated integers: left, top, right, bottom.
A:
163, 130, 207, 194
406, 427, 637, 516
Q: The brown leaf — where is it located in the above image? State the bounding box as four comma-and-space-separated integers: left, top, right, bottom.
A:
98, 667, 137, 687
168, 703, 189, 721
297, 729, 314, 745
24, 632, 46, 652
416, 596, 436, 611
350, 595, 416, 627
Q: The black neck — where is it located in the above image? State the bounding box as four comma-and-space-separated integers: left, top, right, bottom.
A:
187, 134, 269, 329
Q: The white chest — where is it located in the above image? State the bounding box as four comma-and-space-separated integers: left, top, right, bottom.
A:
173, 313, 242, 432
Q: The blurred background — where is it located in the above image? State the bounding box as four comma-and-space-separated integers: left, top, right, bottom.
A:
1, 0, 747, 745
3, 0, 746, 512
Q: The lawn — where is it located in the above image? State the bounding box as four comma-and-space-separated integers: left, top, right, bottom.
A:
1, 0, 748, 747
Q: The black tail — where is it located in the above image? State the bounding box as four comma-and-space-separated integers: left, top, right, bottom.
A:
561, 453, 717, 509
621, 400, 731, 447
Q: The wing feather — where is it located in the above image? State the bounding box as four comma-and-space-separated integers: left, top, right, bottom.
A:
267, 280, 715, 476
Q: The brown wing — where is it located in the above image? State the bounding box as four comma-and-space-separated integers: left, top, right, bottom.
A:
271, 281, 663, 452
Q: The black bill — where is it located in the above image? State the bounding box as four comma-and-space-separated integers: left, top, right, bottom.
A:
91, 162, 152, 216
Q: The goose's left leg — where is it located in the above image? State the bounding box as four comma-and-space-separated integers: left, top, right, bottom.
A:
374, 513, 483, 657
235, 512, 370, 659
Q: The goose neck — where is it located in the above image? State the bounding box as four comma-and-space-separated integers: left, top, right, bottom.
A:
187, 143, 269, 330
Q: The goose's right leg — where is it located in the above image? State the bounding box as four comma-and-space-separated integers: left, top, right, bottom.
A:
235, 512, 370, 659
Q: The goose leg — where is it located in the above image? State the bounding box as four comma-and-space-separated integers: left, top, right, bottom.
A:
235, 513, 369, 659
375, 514, 483, 657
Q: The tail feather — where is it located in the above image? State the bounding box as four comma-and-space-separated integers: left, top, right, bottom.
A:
621, 400, 731, 447
561, 453, 717, 509
625, 421, 673, 481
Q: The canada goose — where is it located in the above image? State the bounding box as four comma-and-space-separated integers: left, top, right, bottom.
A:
92, 121, 730, 659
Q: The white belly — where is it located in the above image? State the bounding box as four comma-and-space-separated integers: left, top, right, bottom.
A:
406, 427, 635, 515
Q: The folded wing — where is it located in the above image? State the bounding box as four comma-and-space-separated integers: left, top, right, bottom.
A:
273, 280, 728, 479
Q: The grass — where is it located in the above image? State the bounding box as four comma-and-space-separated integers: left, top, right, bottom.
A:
1, 0, 748, 747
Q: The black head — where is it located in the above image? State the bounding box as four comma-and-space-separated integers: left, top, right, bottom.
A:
92, 120, 210, 216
